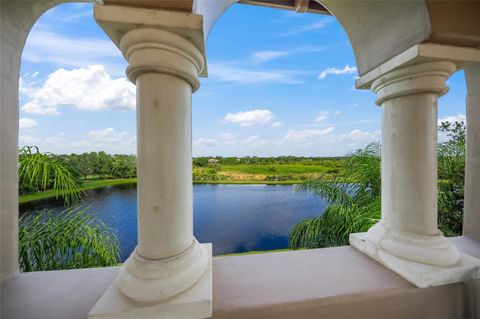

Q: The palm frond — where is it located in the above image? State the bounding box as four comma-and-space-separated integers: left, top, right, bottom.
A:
19, 207, 120, 272
19, 146, 84, 205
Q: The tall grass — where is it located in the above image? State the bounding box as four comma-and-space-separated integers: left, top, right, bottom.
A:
19, 207, 120, 272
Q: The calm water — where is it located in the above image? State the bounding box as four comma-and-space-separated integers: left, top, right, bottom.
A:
20, 184, 328, 260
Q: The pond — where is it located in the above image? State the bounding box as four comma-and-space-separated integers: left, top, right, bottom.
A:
20, 184, 328, 261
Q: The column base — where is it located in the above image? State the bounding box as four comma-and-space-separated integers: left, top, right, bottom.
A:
88, 244, 212, 319
350, 233, 480, 288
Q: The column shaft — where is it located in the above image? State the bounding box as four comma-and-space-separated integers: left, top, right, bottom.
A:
136, 72, 193, 259
113, 27, 208, 303
464, 64, 480, 240
381, 93, 438, 235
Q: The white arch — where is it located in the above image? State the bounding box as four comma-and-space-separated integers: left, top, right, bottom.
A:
0, 0, 87, 281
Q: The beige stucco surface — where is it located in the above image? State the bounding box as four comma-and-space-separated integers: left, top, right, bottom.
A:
2, 246, 478, 319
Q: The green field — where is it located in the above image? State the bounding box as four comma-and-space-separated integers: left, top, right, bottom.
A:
193, 161, 342, 183
221, 164, 340, 175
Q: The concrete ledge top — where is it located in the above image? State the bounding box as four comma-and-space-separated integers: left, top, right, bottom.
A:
1, 246, 476, 319
213, 246, 410, 311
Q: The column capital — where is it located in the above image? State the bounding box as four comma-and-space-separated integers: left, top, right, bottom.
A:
94, 4, 207, 91
371, 60, 456, 105
120, 27, 204, 90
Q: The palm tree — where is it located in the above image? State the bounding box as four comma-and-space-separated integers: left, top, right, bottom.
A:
18, 146, 120, 271
289, 143, 381, 249
19, 146, 83, 205
290, 122, 466, 249
19, 207, 120, 271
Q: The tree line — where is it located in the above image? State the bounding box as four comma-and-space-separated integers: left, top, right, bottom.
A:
29, 151, 343, 180
193, 156, 342, 167
54, 152, 137, 180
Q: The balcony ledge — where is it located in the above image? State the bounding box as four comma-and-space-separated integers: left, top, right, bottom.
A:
2, 245, 479, 319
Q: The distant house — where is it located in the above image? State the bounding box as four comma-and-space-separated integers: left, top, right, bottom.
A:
208, 158, 219, 165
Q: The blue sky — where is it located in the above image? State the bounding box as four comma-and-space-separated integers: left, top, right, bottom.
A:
19, 3, 467, 156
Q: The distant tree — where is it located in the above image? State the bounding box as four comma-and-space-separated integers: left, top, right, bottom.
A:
220, 157, 239, 165
111, 155, 137, 178
193, 157, 209, 167
437, 121, 466, 236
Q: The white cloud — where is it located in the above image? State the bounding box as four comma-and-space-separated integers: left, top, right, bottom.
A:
19, 135, 42, 145
208, 63, 302, 85
86, 128, 136, 153
272, 121, 284, 128
23, 30, 123, 71
42, 5, 92, 23
251, 50, 290, 63
22, 102, 60, 115
279, 20, 332, 36
283, 127, 335, 141
315, 111, 330, 122
243, 135, 271, 147
19, 135, 92, 152
319, 64, 357, 80
21, 65, 135, 115
20, 128, 136, 154
87, 128, 130, 143
19, 118, 38, 129
193, 137, 217, 147
224, 109, 273, 127
340, 129, 381, 141
315, 111, 341, 122
220, 133, 235, 141
438, 114, 466, 125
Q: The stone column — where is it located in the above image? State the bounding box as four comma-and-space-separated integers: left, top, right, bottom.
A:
91, 8, 212, 318
113, 28, 209, 303
369, 61, 460, 266
464, 63, 480, 241
349, 61, 480, 287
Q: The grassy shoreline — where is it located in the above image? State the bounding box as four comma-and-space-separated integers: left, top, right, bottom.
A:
192, 180, 302, 185
19, 178, 137, 204
19, 178, 305, 204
